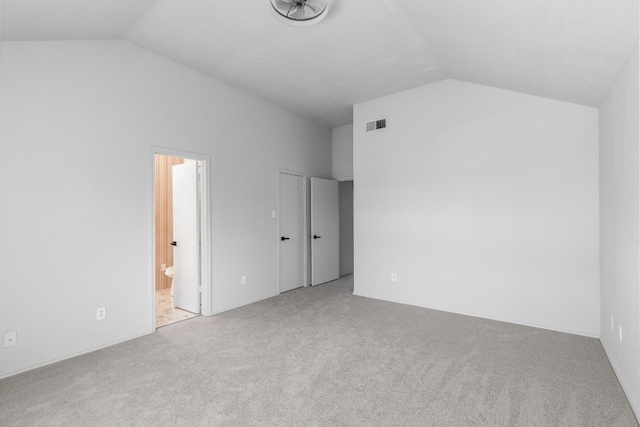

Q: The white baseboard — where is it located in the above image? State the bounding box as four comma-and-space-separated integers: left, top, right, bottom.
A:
600, 342, 640, 423
352, 291, 600, 338
0, 329, 153, 380
208, 292, 279, 316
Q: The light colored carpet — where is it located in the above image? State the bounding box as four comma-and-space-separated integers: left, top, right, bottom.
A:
0, 275, 637, 426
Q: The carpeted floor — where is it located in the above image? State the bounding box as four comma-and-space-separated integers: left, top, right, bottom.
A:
0, 275, 637, 426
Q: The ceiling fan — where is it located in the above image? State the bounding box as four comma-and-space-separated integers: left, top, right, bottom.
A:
270, 0, 329, 26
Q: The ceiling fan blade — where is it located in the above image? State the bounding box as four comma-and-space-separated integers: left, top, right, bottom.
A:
274, 0, 293, 9
290, 7, 305, 19
305, 3, 319, 13
304, 1, 324, 14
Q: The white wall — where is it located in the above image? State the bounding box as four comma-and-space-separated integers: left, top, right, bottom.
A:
353, 79, 600, 336
332, 124, 353, 181
599, 42, 640, 417
0, 40, 331, 378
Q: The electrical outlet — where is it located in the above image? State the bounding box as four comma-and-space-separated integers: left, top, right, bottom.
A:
161, 263, 167, 272
391, 273, 397, 282
96, 307, 106, 321
611, 314, 614, 331
3, 332, 16, 348
619, 325, 623, 342
241, 275, 247, 285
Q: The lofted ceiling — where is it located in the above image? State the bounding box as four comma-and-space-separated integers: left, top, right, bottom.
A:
1, 0, 638, 128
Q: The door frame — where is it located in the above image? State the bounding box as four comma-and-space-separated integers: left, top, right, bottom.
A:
150, 146, 212, 331
276, 169, 308, 293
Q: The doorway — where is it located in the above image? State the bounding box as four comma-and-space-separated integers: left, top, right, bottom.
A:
151, 148, 211, 330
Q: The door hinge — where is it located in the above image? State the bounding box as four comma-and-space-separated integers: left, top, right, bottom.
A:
198, 286, 203, 293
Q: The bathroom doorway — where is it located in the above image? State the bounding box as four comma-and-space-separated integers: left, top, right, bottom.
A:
151, 148, 211, 329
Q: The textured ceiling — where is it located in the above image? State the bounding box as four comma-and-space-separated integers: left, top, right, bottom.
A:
2, 0, 638, 128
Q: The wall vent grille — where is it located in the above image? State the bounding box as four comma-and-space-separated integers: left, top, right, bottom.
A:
366, 119, 386, 132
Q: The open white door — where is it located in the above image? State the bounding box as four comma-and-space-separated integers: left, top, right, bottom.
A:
172, 162, 200, 313
278, 172, 305, 293
311, 177, 339, 286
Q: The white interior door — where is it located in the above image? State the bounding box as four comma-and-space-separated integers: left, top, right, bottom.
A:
311, 177, 340, 286
172, 161, 200, 313
278, 172, 305, 293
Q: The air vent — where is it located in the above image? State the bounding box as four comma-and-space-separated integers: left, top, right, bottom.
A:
366, 119, 386, 132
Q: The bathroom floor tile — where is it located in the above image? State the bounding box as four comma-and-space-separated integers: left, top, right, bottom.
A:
155, 289, 199, 328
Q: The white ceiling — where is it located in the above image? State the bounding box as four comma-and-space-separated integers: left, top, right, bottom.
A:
2, 0, 638, 128
1, 0, 157, 40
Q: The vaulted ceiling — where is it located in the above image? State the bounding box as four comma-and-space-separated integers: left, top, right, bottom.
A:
2, 0, 638, 128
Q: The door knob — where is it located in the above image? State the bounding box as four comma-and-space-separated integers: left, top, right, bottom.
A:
170, 241, 177, 246
313, 235, 321, 239
281, 237, 290, 241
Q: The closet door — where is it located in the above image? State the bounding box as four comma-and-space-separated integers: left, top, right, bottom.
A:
311, 177, 339, 286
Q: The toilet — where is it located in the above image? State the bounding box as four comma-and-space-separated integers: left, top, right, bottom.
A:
164, 266, 174, 312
